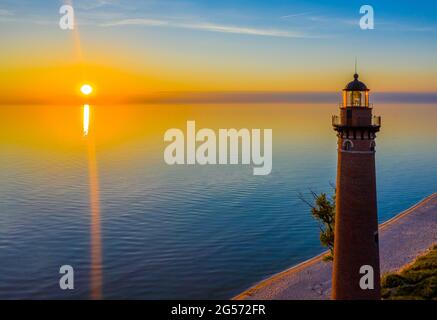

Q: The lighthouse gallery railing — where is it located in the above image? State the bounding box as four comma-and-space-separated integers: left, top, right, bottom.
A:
332, 115, 381, 127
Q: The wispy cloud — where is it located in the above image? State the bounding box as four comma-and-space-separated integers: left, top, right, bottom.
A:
0, 9, 13, 16
307, 15, 358, 27
102, 18, 169, 27
75, 0, 120, 10
292, 13, 436, 33
377, 20, 436, 33
101, 18, 308, 38
0, 8, 15, 23
280, 12, 312, 19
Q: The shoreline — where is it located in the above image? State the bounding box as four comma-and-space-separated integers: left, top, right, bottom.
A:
234, 193, 437, 300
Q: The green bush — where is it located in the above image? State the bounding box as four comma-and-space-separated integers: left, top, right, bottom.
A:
301, 190, 335, 262
381, 246, 437, 300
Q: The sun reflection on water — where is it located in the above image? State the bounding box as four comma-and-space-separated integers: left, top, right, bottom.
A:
83, 104, 90, 136
83, 104, 103, 299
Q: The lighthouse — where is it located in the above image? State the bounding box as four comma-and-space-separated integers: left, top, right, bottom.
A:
332, 73, 382, 300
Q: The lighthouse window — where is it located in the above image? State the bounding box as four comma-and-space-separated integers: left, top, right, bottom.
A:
352, 91, 362, 106
343, 140, 353, 151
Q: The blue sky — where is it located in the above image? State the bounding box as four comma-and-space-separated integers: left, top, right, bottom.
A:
1, 0, 436, 34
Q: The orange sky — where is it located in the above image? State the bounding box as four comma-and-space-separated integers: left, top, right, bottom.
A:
1, 61, 436, 105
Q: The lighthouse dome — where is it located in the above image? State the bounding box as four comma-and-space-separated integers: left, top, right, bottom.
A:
344, 74, 368, 91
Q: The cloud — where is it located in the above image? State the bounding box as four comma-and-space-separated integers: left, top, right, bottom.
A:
301, 14, 436, 33
0, 8, 15, 23
101, 18, 307, 38
180, 22, 304, 38
0, 9, 13, 16
102, 18, 169, 27
307, 15, 357, 27
280, 12, 312, 19
75, 0, 119, 10
377, 20, 436, 33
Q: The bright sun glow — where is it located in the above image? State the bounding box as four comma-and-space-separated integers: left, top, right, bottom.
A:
81, 84, 93, 95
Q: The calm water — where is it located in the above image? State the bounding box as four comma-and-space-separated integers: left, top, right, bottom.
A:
0, 103, 436, 299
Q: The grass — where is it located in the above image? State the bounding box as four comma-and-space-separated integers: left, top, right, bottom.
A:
381, 245, 437, 300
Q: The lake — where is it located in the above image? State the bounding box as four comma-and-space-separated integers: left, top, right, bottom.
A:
0, 103, 436, 299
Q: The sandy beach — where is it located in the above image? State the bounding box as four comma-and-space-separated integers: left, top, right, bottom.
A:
235, 193, 437, 300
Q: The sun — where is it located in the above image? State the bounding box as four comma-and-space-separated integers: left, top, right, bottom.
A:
80, 84, 93, 96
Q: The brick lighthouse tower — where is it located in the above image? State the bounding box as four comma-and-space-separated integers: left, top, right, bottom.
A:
332, 73, 382, 300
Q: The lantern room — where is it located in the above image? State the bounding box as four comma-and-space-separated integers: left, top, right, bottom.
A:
342, 74, 369, 107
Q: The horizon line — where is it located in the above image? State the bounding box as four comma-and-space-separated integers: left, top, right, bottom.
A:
1, 91, 437, 106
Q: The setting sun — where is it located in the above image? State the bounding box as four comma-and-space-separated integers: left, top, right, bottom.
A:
81, 84, 93, 96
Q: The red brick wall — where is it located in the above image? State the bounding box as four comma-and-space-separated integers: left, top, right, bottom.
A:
332, 146, 381, 299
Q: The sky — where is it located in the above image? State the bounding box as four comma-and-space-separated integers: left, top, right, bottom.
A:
0, 0, 437, 103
